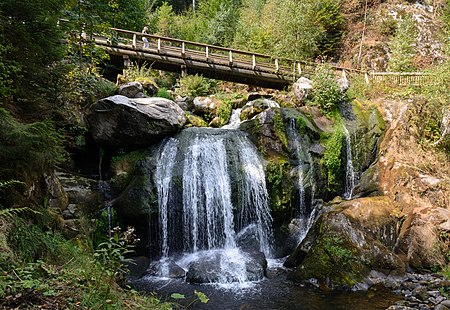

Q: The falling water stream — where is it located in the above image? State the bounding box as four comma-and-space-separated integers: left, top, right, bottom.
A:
343, 125, 356, 200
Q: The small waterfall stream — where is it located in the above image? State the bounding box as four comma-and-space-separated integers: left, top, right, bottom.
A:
287, 119, 317, 244
343, 125, 355, 200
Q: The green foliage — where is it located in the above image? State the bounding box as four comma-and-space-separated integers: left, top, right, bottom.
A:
7, 219, 65, 263
322, 236, 353, 266
157, 87, 174, 100
266, 160, 293, 212
171, 290, 209, 308
0, 108, 66, 182
217, 101, 233, 125
273, 112, 288, 150
0, 0, 66, 106
177, 74, 213, 97
321, 124, 344, 191
309, 64, 347, 113
94, 226, 138, 284
273, 0, 345, 60
0, 235, 171, 309
388, 14, 417, 72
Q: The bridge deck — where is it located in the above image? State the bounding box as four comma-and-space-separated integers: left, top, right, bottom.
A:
88, 28, 431, 89
92, 29, 321, 89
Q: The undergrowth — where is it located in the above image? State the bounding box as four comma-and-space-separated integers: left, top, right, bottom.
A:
0, 216, 171, 309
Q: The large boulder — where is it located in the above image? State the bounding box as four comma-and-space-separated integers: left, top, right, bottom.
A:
286, 196, 405, 289
86, 95, 186, 149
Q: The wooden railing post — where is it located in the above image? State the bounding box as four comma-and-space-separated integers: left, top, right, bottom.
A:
252, 55, 256, 70
157, 38, 161, 53
298, 63, 302, 75
132, 34, 136, 49
182, 42, 186, 57
206, 46, 209, 60
275, 59, 279, 72
229, 51, 233, 66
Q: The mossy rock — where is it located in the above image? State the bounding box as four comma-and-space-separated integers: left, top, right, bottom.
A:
185, 113, 208, 127
110, 149, 150, 192
287, 196, 405, 289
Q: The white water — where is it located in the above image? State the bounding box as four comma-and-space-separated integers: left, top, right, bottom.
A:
182, 134, 236, 251
343, 125, 355, 200
287, 119, 317, 244
222, 108, 242, 129
155, 138, 179, 258
153, 128, 273, 283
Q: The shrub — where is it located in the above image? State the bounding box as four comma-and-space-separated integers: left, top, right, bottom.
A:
176, 74, 214, 97
388, 14, 417, 72
156, 87, 173, 100
309, 64, 347, 113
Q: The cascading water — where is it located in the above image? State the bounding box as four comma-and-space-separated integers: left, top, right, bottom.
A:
287, 119, 317, 244
153, 127, 273, 284
343, 125, 355, 200
222, 108, 242, 129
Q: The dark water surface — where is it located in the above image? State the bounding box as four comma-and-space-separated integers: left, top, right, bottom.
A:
130, 263, 401, 310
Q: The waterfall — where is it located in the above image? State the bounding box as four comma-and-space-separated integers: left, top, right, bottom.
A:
182, 134, 236, 252
154, 128, 273, 259
235, 136, 273, 256
287, 119, 317, 244
155, 138, 179, 258
343, 125, 355, 200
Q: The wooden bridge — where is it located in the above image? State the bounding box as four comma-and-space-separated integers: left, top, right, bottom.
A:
91, 28, 356, 89
88, 27, 433, 89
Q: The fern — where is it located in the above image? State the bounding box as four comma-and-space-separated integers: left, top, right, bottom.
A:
0, 207, 37, 218
0, 180, 23, 189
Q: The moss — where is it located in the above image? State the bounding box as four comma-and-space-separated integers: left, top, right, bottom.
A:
266, 158, 294, 214
186, 114, 208, 127
217, 101, 232, 126
110, 150, 148, 191
320, 127, 344, 192
273, 111, 289, 150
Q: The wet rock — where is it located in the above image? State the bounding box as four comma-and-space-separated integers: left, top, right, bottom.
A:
126, 256, 150, 278
287, 196, 405, 289
292, 77, 313, 102
185, 250, 267, 284
146, 259, 185, 278
86, 95, 186, 149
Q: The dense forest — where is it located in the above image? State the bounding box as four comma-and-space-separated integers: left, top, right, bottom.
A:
1, 0, 449, 308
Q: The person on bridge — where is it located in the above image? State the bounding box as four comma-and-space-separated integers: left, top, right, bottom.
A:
142, 26, 149, 48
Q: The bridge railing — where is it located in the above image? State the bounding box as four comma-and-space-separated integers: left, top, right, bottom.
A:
365, 72, 433, 86
102, 28, 360, 81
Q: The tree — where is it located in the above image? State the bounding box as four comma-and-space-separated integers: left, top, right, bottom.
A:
388, 14, 417, 72
0, 0, 66, 108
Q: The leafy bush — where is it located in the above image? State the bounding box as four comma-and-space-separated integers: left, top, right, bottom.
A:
0, 108, 66, 183
177, 74, 214, 97
309, 64, 347, 113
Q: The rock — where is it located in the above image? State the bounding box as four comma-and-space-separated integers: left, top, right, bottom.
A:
293, 77, 313, 102
236, 224, 262, 252
441, 300, 450, 307
247, 92, 272, 101
86, 95, 186, 149
125, 256, 150, 278
185, 113, 208, 127
240, 98, 280, 121
185, 249, 267, 284
117, 82, 144, 98
55, 170, 104, 216
287, 196, 405, 289
44, 171, 68, 211
146, 259, 186, 278
413, 286, 429, 301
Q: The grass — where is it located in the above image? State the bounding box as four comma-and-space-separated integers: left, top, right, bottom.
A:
0, 217, 172, 309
